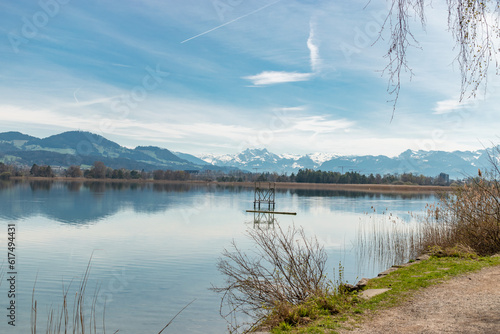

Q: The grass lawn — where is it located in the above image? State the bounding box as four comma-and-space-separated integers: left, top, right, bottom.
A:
267, 255, 500, 334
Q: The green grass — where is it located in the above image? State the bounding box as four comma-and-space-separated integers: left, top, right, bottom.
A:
264, 255, 500, 333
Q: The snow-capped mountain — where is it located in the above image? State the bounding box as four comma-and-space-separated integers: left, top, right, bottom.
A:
199, 149, 341, 171
2, 131, 496, 179
198, 147, 499, 179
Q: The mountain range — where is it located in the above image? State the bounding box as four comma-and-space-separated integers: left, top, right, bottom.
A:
0, 131, 496, 179
200, 148, 496, 179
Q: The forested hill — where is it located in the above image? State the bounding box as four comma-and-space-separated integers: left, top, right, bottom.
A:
0, 131, 219, 172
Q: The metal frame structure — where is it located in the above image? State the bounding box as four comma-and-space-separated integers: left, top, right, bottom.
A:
253, 182, 275, 210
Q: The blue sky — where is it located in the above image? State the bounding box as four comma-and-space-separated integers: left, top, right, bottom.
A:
1, 0, 499, 157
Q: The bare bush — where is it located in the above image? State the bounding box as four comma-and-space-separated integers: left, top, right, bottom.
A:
425, 176, 500, 255
415, 146, 500, 256
211, 224, 328, 332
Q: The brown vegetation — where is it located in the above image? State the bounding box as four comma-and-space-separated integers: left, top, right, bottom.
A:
211, 224, 353, 333
421, 172, 500, 256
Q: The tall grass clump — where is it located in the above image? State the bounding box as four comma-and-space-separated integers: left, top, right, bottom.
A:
31, 258, 105, 334
212, 224, 353, 333
358, 148, 500, 261
30, 255, 189, 334
422, 170, 500, 256
415, 146, 500, 256
356, 211, 423, 271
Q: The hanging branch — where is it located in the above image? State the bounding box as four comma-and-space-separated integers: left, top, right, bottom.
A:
380, 0, 500, 119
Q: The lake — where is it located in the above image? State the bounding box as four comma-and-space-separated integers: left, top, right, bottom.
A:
0, 180, 438, 333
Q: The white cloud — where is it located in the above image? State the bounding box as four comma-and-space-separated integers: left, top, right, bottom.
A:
243, 71, 313, 85
289, 115, 354, 133
272, 106, 306, 112
71, 94, 118, 107
307, 21, 321, 72
243, 18, 321, 86
433, 99, 473, 114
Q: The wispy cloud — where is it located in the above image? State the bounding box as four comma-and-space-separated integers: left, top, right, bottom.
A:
289, 115, 353, 133
272, 106, 306, 112
433, 98, 473, 114
243, 18, 321, 86
307, 21, 321, 72
244, 71, 313, 85
111, 63, 132, 68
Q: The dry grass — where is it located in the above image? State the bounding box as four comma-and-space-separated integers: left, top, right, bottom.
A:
357, 167, 500, 267
419, 148, 500, 256
356, 211, 424, 270
421, 175, 500, 256
31, 257, 106, 334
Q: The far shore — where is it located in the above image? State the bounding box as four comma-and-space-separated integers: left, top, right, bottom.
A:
9, 176, 452, 193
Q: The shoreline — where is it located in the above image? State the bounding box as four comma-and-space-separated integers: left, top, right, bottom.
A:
8, 177, 451, 193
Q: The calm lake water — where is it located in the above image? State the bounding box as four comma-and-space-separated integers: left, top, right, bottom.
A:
0, 181, 437, 333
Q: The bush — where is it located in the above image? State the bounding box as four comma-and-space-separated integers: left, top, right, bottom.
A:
212, 224, 331, 332
421, 147, 500, 256
357, 147, 500, 266
423, 174, 500, 256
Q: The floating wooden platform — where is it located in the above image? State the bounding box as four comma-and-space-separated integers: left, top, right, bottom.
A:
246, 210, 297, 215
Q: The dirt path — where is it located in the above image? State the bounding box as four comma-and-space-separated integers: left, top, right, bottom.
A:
338, 265, 500, 334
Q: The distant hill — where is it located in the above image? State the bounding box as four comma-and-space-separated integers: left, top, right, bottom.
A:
0, 131, 37, 141
25, 131, 121, 151
0, 131, 209, 171
173, 151, 209, 166
135, 146, 187, 164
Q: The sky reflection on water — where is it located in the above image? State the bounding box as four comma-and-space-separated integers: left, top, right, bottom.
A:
0, 181, 437, 333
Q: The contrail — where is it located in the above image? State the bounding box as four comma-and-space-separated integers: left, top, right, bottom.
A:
181, 0, 282, 44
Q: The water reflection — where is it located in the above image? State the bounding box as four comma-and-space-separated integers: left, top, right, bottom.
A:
0, 181, 437, 225
0, 180, 438, 334
29, 180, 54, 191
0, 181, 228, 224
284, 188, 434, 200
251, 211, 276, 227
67, 181, 83, 192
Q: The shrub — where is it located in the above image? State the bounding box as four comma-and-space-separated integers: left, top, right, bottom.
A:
212, 224, 331, 332
420, 147, 500, 256
423, 174, 500, 256
357, 147, 500, 266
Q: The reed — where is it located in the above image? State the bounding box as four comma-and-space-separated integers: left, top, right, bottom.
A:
30, 256, 107, 334
30, 255, 190, 334
357, 167, 500, 271
356, 209, 425, 272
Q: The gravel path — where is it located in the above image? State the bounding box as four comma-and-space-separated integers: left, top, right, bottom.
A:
338, 265, 500, 334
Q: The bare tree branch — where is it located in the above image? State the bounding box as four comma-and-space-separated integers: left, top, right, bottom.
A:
381, 0, 500, 119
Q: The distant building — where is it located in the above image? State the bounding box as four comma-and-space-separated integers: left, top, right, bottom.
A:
437, 172, 450, 185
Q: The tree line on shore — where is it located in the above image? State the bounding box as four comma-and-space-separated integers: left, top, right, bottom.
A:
0, 161, 455, 186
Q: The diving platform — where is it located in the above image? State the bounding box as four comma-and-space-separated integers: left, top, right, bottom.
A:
248, 183, 297, 222
246, 210, 297, 215
253, 182, 276, 210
